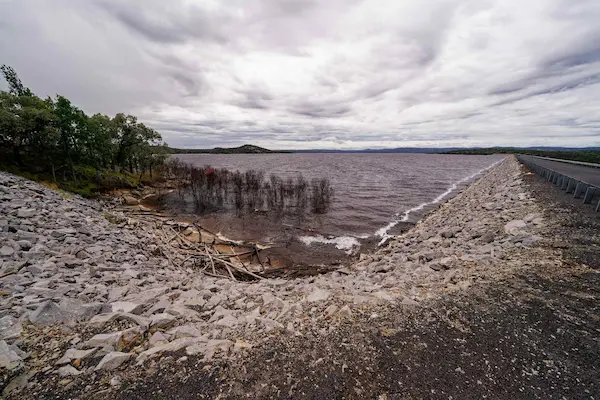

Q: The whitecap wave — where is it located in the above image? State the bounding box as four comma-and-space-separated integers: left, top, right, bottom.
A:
299, 234, 361, 254
375, 159, 503, 245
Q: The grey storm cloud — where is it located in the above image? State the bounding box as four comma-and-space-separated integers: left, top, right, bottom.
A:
1, 0, 600, 149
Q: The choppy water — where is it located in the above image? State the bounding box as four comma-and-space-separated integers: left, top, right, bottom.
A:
174, 153, 503, 254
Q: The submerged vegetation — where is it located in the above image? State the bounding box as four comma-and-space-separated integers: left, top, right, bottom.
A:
164, 159, 334, 215
0, 65, 168, 196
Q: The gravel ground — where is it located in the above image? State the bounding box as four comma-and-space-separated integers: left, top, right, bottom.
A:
5, 160, 600, 399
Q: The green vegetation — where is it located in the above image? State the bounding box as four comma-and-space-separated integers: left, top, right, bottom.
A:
445, 148, 600, 164
0, 65, 169, 196
167, 144, 284, 154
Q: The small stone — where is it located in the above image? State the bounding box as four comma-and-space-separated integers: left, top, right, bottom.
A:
110, 376, 122, 387
149, 313, 176, 328
17, 208, 36, 218
57, 365, 82, 377
401, 297, 418, 306
111, 301, 143, 315
149, 331, 169, 346
122, 196, 139, 206
214, 315, 239, 328
56, 348, 97, 366
233, 340, 253, 352
95, 352, 133, 371
0, 246, 15, 257
504, 220, 526, 234
0, 340, 22, 370
16, 240, 32, 251
0, 316, 22, 341
338, 305, 352, 318
324, 305, 339, 317
307, 288, 330, 303
479, 232, 495, 243
256, 317, 284, 332
84, 331, 123, 348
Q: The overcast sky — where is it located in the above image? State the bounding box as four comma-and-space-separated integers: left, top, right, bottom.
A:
1, 0, 599, 149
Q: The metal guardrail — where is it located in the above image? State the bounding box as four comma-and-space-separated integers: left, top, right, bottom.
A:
517, 154, 600, 212
529, 155, 600, 169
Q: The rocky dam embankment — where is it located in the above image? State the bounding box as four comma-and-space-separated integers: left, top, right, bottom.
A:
0, 156, 561, 398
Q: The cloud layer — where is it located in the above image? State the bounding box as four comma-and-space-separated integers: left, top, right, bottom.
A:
1, 0, 599, 149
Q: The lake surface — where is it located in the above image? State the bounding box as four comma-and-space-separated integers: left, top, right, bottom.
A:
171, 153, 503, 263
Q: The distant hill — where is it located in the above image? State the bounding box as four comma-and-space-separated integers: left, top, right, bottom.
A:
168, 144, 285, 154
293, 147, 459, 153
294, 146, 600, 153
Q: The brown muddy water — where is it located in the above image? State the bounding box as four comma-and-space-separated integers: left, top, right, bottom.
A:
162, 153, 504, 269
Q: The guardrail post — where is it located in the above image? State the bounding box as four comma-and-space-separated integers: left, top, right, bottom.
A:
561, 176, 569, 190
583, 187, 596, 204
566, 179, 576, 194
573, 182, 588, 199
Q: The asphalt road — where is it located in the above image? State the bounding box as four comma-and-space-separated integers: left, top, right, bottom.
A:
520, 155, 600, 187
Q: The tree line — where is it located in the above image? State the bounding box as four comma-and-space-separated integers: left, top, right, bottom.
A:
0, 65, 168, 191
445, 147, 600, 164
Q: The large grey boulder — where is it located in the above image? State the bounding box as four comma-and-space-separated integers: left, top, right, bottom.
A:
16, 209, 36, 218
59, 298, 102, 321
95, 352, 133, 371
0, 340, 22, 371
0, 246, 15, 257
28, 301, 73, 325
0, 316, 22, 341
83, 331, 123, 348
